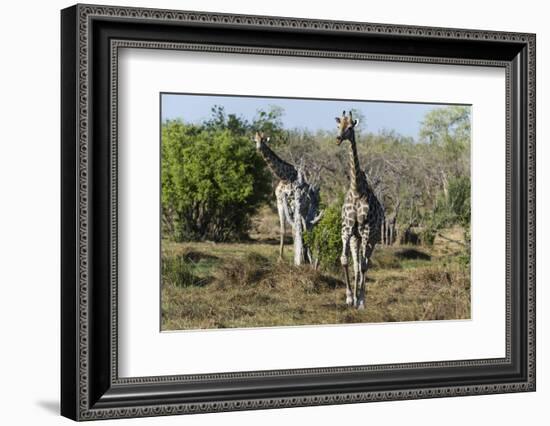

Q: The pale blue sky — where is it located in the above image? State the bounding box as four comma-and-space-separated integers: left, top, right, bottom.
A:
161, 93, 465, 140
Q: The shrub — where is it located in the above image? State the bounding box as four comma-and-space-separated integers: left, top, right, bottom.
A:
447, 176, 471, 225
429, 176, 471, 229
419, 175, 471, 247
304, 197, 343, 271
420, 227, 437, 246
161, 120, 271, 242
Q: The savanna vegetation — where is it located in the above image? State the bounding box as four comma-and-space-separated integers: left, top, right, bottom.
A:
161, 104, 471, 330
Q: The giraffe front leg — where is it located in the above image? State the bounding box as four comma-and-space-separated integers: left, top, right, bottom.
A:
350, 235, 360, 308
340, 228, 353, 307
276, 196, 286, 260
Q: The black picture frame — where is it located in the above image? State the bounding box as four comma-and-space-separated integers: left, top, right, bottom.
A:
61, 4, 536, 421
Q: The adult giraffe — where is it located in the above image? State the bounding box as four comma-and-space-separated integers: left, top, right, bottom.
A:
335, 111, 384, 309
254, 132, 321, 265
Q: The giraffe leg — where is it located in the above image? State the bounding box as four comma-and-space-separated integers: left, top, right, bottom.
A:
305, 246, 314, 265
340, 228, 353, 306
358, 236, 375, 310
350, 235, 360, 308
276, 196, 286, 260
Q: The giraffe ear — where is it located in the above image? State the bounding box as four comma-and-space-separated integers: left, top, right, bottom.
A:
266, 137, 271, 143
335, 117, 341, 124
352, 119, 359, 127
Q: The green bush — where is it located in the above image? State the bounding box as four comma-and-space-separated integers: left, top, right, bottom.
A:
161, 119, 271, 242
424, 175, 471, 234
420, 227, 437, 246
304, 197, 343, 271
447, 176, 471, 226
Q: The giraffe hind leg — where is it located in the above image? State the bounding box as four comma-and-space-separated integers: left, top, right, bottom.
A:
357, 237, 376, 310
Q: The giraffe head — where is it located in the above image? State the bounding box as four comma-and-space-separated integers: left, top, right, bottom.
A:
334, 110, 359, 146
253, 131, 270, 149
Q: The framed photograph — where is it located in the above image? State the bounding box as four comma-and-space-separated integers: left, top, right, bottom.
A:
61, 4, 536, 421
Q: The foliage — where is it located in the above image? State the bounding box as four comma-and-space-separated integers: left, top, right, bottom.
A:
204, 105, 249, 136
304, 196, 344, 270
204, 104, 286, 141
420, 227, 437, 246
446, 176, 471, 225
417, 175, 470, 246
427, 175, 471, 229
251, 106, 286, 141
419, 105, 470, 149
161, 109, 273, 242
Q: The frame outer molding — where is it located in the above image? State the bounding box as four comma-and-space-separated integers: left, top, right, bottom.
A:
61, 3, 536, 421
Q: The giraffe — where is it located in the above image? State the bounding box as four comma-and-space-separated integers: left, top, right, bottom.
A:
254, 132, 321, 265
335, 111, 384, 309
280, 162, 322, 265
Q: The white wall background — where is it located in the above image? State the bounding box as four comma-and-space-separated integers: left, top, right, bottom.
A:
0, 0, 546, 424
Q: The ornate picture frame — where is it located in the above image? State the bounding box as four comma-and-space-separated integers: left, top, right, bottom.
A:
61, 4, 535, 421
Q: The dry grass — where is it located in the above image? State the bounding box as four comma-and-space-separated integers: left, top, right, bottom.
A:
161, 230, 470, 330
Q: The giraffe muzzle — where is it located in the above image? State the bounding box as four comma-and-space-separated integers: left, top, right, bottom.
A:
336, 136, 343, 146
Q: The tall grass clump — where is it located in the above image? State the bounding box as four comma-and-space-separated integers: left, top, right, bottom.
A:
162, 253, 203, 287
215, 252, 271, 288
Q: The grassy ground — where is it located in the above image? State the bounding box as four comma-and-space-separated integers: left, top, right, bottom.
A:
161, 226, 470, 331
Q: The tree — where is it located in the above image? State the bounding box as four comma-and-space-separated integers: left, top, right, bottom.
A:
251, 105, 286, 142
419, 105, 470, 148
419, 106, 470, 183
418, 105, 470, 217
161, 116, 271, 242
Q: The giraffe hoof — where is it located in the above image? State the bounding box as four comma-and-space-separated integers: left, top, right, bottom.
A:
356, 301, 365, 310
345, 290, 354, 306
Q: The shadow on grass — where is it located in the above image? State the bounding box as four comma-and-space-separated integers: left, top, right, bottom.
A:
395, 248, 431, 261
316, 273, 344, 290
183, 251, 218, 262
245, 236, 293, 245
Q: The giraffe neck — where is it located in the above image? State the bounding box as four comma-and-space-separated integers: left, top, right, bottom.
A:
347, 132, 367, 197
257, 140, 297, 182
